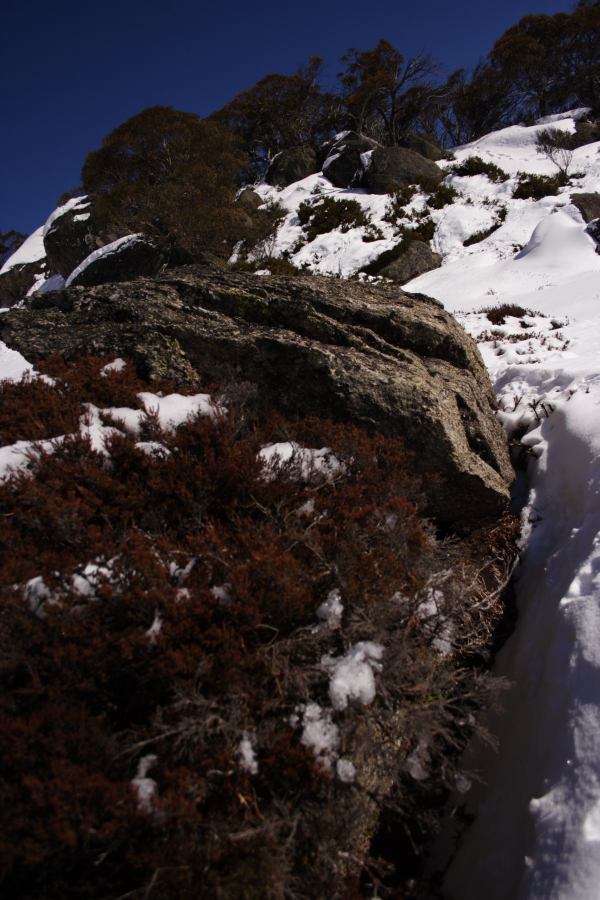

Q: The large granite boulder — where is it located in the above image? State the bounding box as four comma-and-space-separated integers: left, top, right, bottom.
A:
369, 240, 442, 284
0, 268, 512, 528
403, 132, 445, 162
322, 132, 381, 188
571, 193, 600, 224
65, 234, 165, 288
362, 147, 444, 193
43, 197, 100, 278
265, 146, 319, 188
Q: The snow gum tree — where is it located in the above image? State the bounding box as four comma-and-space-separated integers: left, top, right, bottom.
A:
82, 106, 252, 259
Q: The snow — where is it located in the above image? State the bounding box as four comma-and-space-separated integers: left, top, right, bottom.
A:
317, 588, 344, 628
65, 234, 144, 287
394, 113, 600, 900
336, 758, 356, 783
322, 642, 384, 711
298, 702, 340, 770
138, 391, 218, 430
0, 436, 62, 481
26, 273, 66, 296
0, 226, 45, 274
100, 357, 127, 375
42, 195, 90, 237
131, 755, 158, 813
259, 441, 342, 481
0, 342, 36, 381
237, 734, 258, 775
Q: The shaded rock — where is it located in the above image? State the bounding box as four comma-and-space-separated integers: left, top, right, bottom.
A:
571, 193, 600, 223
66, 235, 165, 288
372, 240, 442, 284
0, 268, 512, 529
573, 118, 600, 148
362, 147, 443, 194
322, 132, 381, 189
43, 198, 99, 278
266, 146, 319, 188
585, 218, 600, 250
0, 262, 42, 308
237, 188, 263, 211
403, 132, 445, 162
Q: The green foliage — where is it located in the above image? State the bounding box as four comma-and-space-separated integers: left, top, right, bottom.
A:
513, 172, 563, 200
396, 217, 436, 243
337, 40, 445, 146
211, 58, 338, 177
81, 106, 250, 260
427, 183, 459, 209
297, 196, 369, 241
383, 185, 418, 226
452, 156, 509, 182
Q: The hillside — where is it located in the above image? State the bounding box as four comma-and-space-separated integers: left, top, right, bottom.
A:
1, 106, 600, 898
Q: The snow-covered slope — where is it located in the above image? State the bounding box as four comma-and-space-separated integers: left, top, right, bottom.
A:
255, 109, 600, 899
2, 109, 600, 898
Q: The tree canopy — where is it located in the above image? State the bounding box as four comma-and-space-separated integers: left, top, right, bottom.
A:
82, 106, 249, 258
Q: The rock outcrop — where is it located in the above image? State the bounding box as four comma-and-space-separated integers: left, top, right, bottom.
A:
66, 235, 165, 288
265, 146, 320, 187
1, 267, 512, 528
403, 132, 445, 162
362, 146, 444, 193
367, 240, 442, 284
322, 132, 381, 188
43, 199, 98, 278
571, 192, 600, 223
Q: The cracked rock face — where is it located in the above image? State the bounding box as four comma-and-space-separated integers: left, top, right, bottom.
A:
0, 267, 512, 528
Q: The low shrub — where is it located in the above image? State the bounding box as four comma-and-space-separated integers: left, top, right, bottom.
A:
478, 303, 540, 325
383, 185, 418, 226
297, 196, 369, 241
427, 183, 459, 209
512, 172, 563, 200
0, 356, 518, 898
397, 218, 436, 243
452, 156, 509, 183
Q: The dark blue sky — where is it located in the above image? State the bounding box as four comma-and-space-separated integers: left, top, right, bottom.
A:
2, 0, 572, 235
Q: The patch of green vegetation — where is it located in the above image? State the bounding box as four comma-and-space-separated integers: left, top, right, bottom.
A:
452, 156, 510, 183
427, 183, 459, 209
397, 218, 436, 243
512, 172, 563, 200
297, 196, 369, 241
